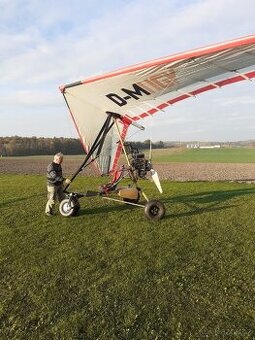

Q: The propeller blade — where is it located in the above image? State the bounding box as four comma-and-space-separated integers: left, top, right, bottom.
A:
151, 169, 163, 194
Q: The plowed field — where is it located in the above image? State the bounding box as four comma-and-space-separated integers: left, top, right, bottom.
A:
1, 157, 255, 182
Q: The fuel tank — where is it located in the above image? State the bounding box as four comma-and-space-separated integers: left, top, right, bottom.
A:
118, 187, 139, 200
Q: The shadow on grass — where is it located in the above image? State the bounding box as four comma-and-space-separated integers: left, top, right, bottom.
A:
167, 204, 237, 218
0, 193, 45, 208
77, 199, 139, 216
163, 187, 255, 218
169, 187, 255, 204
76, 187, 255, 219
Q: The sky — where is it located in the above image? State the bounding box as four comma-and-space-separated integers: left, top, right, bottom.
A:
0, 0, 254, 142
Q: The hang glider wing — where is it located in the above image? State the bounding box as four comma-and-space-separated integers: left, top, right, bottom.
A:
60, 34, 255, 174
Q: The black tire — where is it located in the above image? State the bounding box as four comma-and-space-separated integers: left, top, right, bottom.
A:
144, 200, 165, 220
72, 199, 80, 216
59, 198, 80, 217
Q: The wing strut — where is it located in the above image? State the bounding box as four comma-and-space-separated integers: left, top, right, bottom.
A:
65, 112, 118, 191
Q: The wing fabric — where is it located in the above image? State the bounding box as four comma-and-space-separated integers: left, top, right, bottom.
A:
61, 34, 255, 173
63, 94, 126, 174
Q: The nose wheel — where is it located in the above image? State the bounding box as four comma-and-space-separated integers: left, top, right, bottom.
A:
59, 197, 80, 217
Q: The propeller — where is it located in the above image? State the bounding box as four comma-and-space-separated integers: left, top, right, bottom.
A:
148, 140, 163, 194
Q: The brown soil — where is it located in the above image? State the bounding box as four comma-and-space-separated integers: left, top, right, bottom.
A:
154, 163, 255, 182
1, 158, 255, 182
0, 158, 96, 176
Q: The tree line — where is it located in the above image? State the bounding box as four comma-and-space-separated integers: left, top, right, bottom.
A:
0, 136, 165, 157
0, 136, 84, 156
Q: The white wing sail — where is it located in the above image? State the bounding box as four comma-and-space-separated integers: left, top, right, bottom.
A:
60, 34, 255, 174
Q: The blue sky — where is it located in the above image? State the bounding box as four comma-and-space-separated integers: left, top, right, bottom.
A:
0, 0, 254, 141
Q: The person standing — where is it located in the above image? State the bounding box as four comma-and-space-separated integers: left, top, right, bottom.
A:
45, 152, 70, 216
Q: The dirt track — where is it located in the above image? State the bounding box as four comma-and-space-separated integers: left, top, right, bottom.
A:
1, 158, 255, 182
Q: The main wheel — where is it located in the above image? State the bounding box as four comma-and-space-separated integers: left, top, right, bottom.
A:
144, 200, 165, 220
59, 198, 80, 217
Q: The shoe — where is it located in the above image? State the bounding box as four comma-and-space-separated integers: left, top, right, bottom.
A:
45, 212, 54, 216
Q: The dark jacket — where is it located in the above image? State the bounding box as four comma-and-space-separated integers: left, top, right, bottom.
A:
47, 162, 64, 185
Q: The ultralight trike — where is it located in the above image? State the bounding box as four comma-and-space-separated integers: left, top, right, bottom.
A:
59, 112, 166, 220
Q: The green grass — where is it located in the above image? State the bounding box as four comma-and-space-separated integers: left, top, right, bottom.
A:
1, 175, 255, 339
152, 147, 255, 163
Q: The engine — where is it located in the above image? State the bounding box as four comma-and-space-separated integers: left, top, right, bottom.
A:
125, 143, 152, 178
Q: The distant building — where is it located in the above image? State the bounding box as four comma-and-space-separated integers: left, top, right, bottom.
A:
199, 145, 221, 149
186, 143, 199, 149
187, 143, 221, 149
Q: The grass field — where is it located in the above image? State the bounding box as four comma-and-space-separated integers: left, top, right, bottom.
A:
151, 147, 255, 163
1, 174, 255, 339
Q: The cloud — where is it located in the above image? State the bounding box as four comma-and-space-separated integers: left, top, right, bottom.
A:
218, 95, 255, 107
2, 0, 255, 84
0, 90, 61, 107
0, 0, 254, 138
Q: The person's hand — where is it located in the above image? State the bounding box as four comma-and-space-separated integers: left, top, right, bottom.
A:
65, 178, 71, 185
